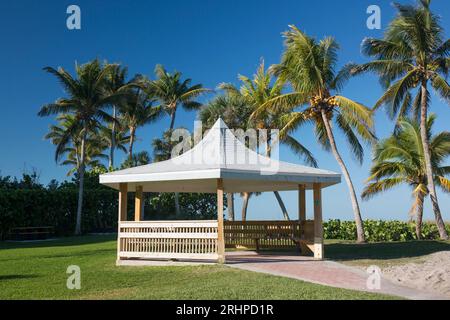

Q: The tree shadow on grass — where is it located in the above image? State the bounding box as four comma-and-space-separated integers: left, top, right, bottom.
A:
0, 274, 39, 281
0, 234, 116, 250
0, 248, 115, 262
325, 240, 450, 261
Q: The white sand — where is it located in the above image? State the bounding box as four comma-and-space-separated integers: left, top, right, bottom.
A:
382, 251, 450, 298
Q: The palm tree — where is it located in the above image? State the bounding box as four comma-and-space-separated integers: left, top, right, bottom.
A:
98, 122, 130, 167
220, 61, 317, 221
119, 88, 161, 160
200, 94, 252, 129
45, 114, 108, 176
200, 94, 253, 220
257, 26, 375, 242
147, 65, 210, 216
105, 64, 133, 169
149, 64, 211, 130
60, 143, 107, 176
152, 130, 180, 162
362, 115, 450, 239
152, 129, 190, 217
38, 59, 123, 234
120, 151, 151, 169
354, 0, 449, 239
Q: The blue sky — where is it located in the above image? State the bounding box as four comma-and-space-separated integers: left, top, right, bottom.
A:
0, 0, 449, 221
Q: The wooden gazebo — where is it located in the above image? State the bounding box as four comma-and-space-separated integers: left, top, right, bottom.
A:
100, 119, 340, 264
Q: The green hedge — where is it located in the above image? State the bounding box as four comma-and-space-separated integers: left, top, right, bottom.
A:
0, 189, 219, 240
0, 189, 117, 239
324, 219, 450, 242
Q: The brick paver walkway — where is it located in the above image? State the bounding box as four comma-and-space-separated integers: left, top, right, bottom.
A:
225, 252, 447, 300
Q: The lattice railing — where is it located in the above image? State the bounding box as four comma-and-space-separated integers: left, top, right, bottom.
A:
118, 221, 218, 260
224, 220, 313, 249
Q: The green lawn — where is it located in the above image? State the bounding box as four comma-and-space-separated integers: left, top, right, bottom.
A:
325, 239, 450, 268
0, 235, 395, 300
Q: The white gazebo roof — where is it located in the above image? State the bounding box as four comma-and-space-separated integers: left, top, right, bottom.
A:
99, 119, 340, 193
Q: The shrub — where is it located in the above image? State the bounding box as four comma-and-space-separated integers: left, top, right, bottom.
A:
324, 219, 449, 242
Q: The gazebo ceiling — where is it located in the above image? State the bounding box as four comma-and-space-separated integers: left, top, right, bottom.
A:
100, 119, 341, 193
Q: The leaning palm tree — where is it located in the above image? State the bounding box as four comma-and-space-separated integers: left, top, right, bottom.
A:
119, 88, 161, 160
221, 61, 317, 221
257, 26, 375, 242
149, 64, 211, 130
362, 115, 450, 239
354, 0, 449, 239
38, 59, 123, 235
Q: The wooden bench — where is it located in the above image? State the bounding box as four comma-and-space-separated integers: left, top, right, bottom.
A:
8, 226, 55, 241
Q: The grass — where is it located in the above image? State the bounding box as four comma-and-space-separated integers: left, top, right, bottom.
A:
325, 239, 450, 268
0, 235, 396, 300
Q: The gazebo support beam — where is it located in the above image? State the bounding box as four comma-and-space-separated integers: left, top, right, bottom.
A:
117, 183, 128, 263
217, 179, 225, 264
119, 183, 128, 222
313, 183, 324, 259
298, 184, 306, 222
135, 185, 143, 221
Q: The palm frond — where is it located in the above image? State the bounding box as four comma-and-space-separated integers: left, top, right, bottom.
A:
283, 135, 318, 167
335, 113, 365, 164
362, 177, 405, 199
373, 69, 419, 117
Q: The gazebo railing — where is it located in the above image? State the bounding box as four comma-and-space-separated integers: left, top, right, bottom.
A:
118, 219, 316, 261
118, 220, 218, 260
224, 220, 314, 250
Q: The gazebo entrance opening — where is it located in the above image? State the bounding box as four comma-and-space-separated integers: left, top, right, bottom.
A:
101, 119, 339, 265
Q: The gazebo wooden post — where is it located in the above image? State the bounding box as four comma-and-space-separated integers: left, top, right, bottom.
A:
117, 183, 128, 262
298, 184, 306, 222
217, 179, 225, 264
119, 183, 128, 222
297, 184, 306, 253
313, 183, 324, 260
134, 185, 143, 221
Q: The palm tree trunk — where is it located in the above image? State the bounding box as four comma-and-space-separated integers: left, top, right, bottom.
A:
168, 105, 180, 215
174, 193, 181, 217
321, 110, 365, 243
273, 191, 290, 220
241, 192, 250, 221
128, 127, 135, 161
414, 191, 425, 240
266, 133, 290, 221
420, 81, 448, 239
109, 106, 116, 170
75, 127, 87, 235
226, 193, 235, 221
169, 109, 176, 131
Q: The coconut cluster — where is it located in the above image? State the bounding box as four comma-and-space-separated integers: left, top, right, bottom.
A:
305, 95, 337, 120
327, 96, 338, 106
310, 95, 338, 107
